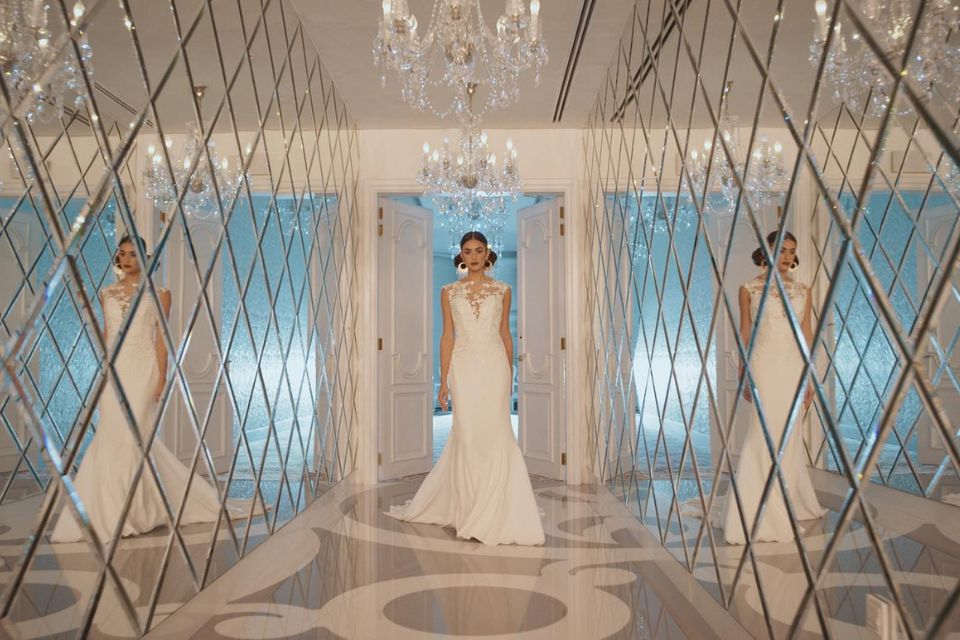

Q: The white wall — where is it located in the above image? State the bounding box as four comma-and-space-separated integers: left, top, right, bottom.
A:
358, 128, 585, 183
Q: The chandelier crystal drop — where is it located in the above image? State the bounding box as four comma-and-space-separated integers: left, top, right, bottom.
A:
418, 121, 521, 236
373, 0, 548, 119
809, 0, 960, 116
143, 86, 249, 218
0, 0, 94, 124
683, 84, 787, 217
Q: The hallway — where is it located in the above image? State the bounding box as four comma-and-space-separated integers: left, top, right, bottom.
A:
144, 478, 730, 639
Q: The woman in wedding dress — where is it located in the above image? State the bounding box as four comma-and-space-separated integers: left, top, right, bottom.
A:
385, 231, 545, 546
51, 235, 241, 543
718, 231, 827, 544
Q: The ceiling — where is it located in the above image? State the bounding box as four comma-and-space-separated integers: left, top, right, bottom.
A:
289, 0, 636, 129
284, 0, 874, 130
25, 0, 917, 138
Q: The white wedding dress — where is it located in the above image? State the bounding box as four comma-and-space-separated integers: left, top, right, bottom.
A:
385, 278, 545, 546
716, 275, 827, 544
51, 283, 240, 543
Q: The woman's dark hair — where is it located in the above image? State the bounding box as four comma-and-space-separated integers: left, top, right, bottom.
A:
751, 230, 799, 267
114, 233, 148, 266
453, 230, 498, 269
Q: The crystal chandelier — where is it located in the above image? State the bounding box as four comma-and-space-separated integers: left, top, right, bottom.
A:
809, 0, 960, 116
0, 1, 93, 124
627, 193, 697, 262
373, 0, 548, 119
143, 86, 248, 218
683, 84, 786, 216
418, 119, 521, 236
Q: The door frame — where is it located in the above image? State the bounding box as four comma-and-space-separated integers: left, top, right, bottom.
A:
358, 178, 584, 485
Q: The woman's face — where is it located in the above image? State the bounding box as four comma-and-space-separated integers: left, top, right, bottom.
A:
775, 238, 797, 273
460, 239, 488, 274
116, 242, 142, 277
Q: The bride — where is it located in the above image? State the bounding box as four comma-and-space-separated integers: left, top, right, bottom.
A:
717, 230, 827, 544
385, 231, 545, 546
51, 234, 242, 543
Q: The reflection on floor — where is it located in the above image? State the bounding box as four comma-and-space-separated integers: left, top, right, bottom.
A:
143, 477, 745, 640
0, 478, 330, 639
613, 470, 960, 639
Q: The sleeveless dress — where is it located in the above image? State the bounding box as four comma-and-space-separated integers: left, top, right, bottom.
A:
717, 276, 827, 544
385, 278, 545, 546
51, 283, 241, 543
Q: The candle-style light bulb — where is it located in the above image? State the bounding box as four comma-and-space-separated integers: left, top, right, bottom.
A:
480, 131, 488, 145
506, 138, 514, 150
529, 0, 540, 39
432, 149, 440, 162
146, 143, 156, 156
422, 142, 430, 154
382, 0, 392, 16
814, 0, 828, 38
773, 141, 783, 154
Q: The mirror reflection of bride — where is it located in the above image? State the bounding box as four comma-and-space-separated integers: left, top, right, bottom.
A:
715, 230, 827, 544
51, 234, 244, 543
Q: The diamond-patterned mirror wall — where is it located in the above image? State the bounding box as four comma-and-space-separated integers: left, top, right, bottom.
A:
0, 0, 359, 636
585, 0, 959, 637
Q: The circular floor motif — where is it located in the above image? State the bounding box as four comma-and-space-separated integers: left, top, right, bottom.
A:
383, 586, 567, 635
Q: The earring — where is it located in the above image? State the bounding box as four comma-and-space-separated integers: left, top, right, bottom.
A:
789, 261, 799, 273
457, 262, 468, 274
484, 259, 492, 268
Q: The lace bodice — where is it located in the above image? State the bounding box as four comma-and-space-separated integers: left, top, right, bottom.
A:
444, 278, 509, 347
101, 283, 165, 348
743, 275, 808, 344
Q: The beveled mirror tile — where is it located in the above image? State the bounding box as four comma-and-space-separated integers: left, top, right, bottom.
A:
0, 1, 358, 637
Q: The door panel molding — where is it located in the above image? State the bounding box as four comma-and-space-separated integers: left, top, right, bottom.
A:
378, 197, 434, 480
517, 197, 566, 479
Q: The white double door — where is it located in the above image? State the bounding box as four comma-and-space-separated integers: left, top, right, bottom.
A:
377, 196, 566, 480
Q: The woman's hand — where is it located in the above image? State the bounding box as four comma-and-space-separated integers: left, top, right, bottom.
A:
153, 381, 164, 404
438, 384, 449, 412
742, 385, 752, 403
804, 385, 814, 410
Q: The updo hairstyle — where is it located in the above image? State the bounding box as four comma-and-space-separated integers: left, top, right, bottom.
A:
751, 230, 798, 268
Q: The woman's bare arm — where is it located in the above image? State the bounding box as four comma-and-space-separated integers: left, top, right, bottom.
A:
438, 287, 455, 410
801, 285, 815, 407
499, 286, 514, 377
739, 285, 753, 402
154, 289, 172, 402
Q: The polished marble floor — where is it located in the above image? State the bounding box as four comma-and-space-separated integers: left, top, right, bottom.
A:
5, 470, 956, 639
614, 470, 960, 639
0, 477, 328, 640
141, 477, 744, 640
